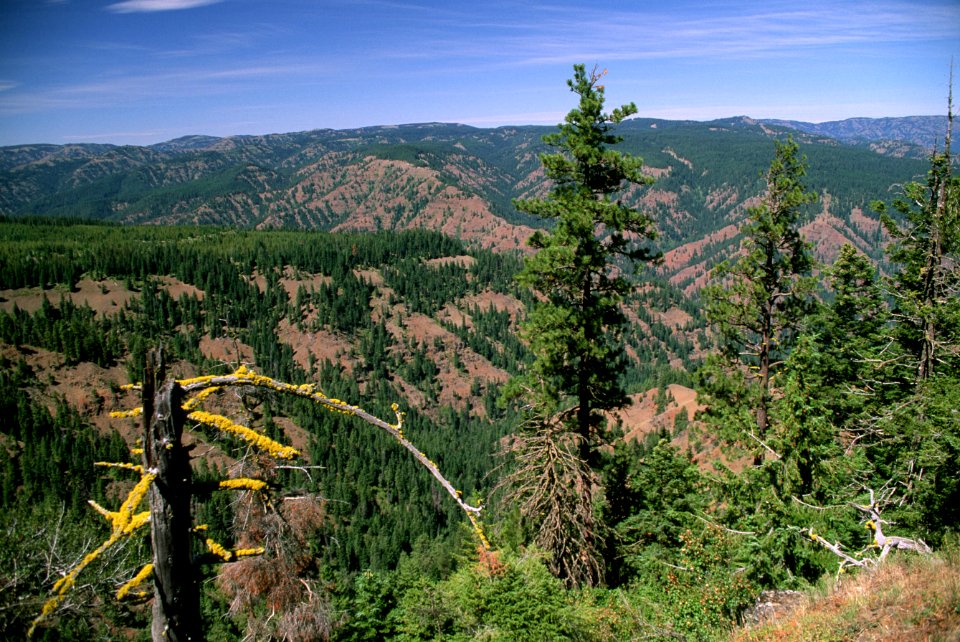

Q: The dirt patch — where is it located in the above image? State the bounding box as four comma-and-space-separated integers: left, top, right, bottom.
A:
660, 224, 739, 274
642, 165, 671, 179
654, 306, 693, 330
354, 268, 383, 287
393, 311, 510, 414
272, 416, 312, 456
425, 255, 476, 269
199, 336, 255, 366
0, 286, 50, 314
849, 207, 883, 237
705, 186, 740, 210
158, 275, 205, 301
298, 157, 537, 253
663, 148, 694, 170
0, 276, 208, 319
274, 318, 355, 373
433, 344, 509, 413
279, 267, 331, 302
402, 312, 459, 345
616, 384, 702, 445
800, 211, 873, 265
458, 291, 526, 322
0, 278, 136, 317
2, 342, 137, 442
437, 303, 472, 329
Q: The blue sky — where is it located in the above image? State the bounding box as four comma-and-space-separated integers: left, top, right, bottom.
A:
1, 0, 958, 146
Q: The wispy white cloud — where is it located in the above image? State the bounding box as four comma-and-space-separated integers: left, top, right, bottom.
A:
0, 59, 337, 115
106, 0, 223, 14
62, 130, 165, 141
379, 0, 959, 68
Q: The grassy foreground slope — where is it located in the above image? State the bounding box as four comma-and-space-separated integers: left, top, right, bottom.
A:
731, 546, 960, 642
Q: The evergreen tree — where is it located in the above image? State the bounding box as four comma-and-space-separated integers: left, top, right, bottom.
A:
806, 244, 901, 425
701, 136, 817, 465
501, 64, 658, 587
875, 96, 959, 382
869, 95, 960, 540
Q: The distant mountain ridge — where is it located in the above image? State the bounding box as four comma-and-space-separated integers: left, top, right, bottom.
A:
761, 115, 948, 154
145, 115, 947, 153
0, 116, 937, 288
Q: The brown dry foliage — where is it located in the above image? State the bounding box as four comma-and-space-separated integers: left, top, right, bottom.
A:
497, 422, 604, 587
217, 468, 335, 641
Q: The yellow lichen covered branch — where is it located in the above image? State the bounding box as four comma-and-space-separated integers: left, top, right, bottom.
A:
219, 477, 268, 492
29, 471, 155, 637
117, 366, 488, 545
203, 537, 265, 562
109, 407, 143, 419
205, 538, 233, 561
234, 546, 265, 558
178, 366, 489, 548
117, 563, 154, 600
187, 410, 299, 460
29, 537, 115, 637
181, 385, 219, 411
95, 461, 144, 474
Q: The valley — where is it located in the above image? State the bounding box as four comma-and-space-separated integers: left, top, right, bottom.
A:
1, 112, 956, 641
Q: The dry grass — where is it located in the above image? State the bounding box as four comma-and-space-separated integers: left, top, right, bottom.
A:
731, 548, 960, 642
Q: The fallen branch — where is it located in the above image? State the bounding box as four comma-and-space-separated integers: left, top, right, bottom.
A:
851, 488, 931, 560
801, 487, 931, 578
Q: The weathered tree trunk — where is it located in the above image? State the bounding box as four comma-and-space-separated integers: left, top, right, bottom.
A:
755, 300, 773, 467
142, 351, 201, 641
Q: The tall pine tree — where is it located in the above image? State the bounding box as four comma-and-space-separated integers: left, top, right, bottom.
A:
500, 64, 658, 587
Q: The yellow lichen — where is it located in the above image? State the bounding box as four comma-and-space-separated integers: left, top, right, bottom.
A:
182, 385, 220, 411
117, 563, 153, 600
124, 511, 150, 535
234, 547, 266, 558
86, 472, 154, 539
95, 461, 144, 474
469, 514, 492, 551
109, 407, 143, 419
188, 410, 299, 460
205, 538, 232, 561
219, 477, 268, 492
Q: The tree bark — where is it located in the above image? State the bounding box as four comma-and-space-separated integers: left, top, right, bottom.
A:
142, 351, 201, 641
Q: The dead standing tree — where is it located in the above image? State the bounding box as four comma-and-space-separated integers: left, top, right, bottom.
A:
30, 351, 489, 639
141, 353, 200, 641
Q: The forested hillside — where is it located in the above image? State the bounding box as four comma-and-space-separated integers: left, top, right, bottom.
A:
1, 97, 957, 640
0, 217, 709, 638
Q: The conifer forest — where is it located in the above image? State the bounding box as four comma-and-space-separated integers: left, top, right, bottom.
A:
1, 66, 958, 641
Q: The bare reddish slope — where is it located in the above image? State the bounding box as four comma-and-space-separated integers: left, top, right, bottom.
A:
259, 156, 536, 252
